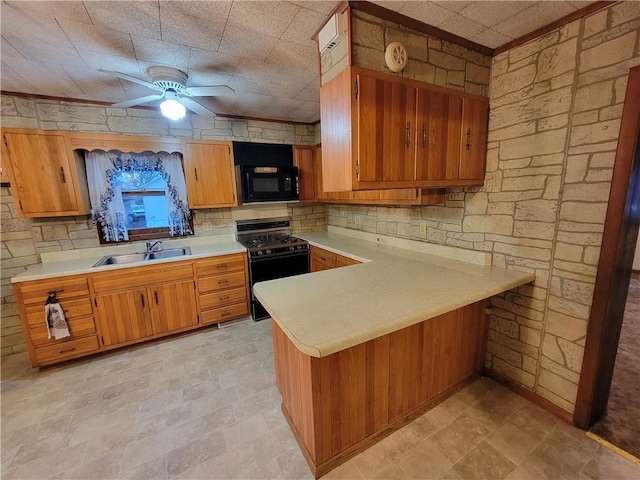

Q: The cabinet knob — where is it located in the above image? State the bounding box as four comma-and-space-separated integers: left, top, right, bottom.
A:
194, 168, 199, 181
466, 128, 471, 151
422, 124, 427, 148
405, 122, 411, 147
59, 167, 66, 183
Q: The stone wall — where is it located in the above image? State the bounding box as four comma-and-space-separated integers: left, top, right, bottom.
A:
0, 95, 322, 357
327, 2, 640, 414
350, 9, 491, 96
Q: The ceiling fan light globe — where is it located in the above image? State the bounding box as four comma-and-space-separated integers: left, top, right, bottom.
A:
160, 98, 186, 120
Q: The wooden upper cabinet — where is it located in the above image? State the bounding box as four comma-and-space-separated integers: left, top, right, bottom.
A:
2, 129, 89, 217
459, 97, 489, 182
320, 67, 489, 192
294, 145, 315, 201
357, 73, 416, 183
415, 89, 462, 182
182, 140, 238, 208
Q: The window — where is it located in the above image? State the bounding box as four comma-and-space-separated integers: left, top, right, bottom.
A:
85, 151, 193, 243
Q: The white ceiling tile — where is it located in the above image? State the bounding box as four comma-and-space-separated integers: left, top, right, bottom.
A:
7, 39, 85, 68
290, 1, 337, 15
262, 81, 305, 99
227, 1, 301, 39
395, 2, 457, 27
131, 35, 191, 70
187, 48, 239, 77
436, 14, 486, 39
4, 0, 92, 24
84, 1, 161, 41
84, 0, 161, 40
437, 1, 475, 13
78, 51, 140, 76
1, 62, 38, 92
493, 1, 577, 38
234, 59, 283, 82
280, 7, 327, 47
266, 40, 317, 70
6, 57, 86, 97
218, 25, 278, 61
227, 75, 269, 96
294, 84, 320, 102
1, 37, 27, 60
59, 20, 136, 58
159, 4, 226, 52
458, 1, 537, 28
1, 2, 73, 48
470, 28, 513, 49
159, 1, 232, 19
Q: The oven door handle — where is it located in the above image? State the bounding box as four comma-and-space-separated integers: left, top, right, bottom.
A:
249, 250, 310, 262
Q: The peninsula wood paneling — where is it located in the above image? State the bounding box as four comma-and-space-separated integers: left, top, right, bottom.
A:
272, 299, 488, 477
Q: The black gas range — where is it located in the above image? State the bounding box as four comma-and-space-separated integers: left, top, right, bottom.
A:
236, 218, 310, 320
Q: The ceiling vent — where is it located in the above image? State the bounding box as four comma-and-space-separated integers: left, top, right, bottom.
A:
319, 13, 345, 53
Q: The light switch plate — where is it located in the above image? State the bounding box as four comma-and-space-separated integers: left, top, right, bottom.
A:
419, 222, 427, 235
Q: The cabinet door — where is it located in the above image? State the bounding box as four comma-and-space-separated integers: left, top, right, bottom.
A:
95, 288, 153, 347
183, 141, 237, 208
3, 131, 80, 215
150, 280, 198, 334
459, 97, 489, 181
415, 89, 462, 182
294, 146, 315, 201
356, 73, 416, 184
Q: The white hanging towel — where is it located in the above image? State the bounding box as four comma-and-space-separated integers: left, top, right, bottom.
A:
45, 294, 70, 340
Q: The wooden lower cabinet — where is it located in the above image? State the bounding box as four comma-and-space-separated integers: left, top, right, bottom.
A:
310, 246, 360, 272
14, 252, 250, 367
13, 274, 99, 367
195, 253, 249, 325
272, 299, 487, 478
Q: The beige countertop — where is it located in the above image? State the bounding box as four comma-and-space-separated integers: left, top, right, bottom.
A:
253, 228, 535, 358
11, 235, 245, 283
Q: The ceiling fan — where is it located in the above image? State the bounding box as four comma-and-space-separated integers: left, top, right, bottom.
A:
98, 66, 234, 120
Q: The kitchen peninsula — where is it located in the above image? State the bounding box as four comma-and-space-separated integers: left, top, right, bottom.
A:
253, 227, 535, 477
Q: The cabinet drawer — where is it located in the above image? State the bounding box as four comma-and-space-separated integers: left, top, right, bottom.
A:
311, 247, 337, 269
34, 336, 99, 366
30, 315, 96, 347
200, 286, 247, 310
92, 262, 194, 293
199, 271, 246, 293
336, 255, 360, 267
196, 254, 245, 276
17, 277, 89, 305
25, 297, 93, 326
201, 303, 249, 324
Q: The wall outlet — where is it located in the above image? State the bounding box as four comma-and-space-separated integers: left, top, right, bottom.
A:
419, 222, 427, 235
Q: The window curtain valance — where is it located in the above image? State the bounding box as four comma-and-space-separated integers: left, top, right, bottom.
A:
85, 150, 192, 242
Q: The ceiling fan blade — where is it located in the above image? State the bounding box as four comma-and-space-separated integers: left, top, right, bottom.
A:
180, 97, 216, 117
112, 94, 165, 109
184, 85, 235, 97
98, 69, 163, 91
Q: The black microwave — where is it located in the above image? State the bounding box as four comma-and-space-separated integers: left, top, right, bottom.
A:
236, 166, 299, 203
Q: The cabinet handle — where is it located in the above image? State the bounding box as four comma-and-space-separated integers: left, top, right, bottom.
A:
320, 256, 327, 261
218, 280, 228, 285
141, 294, 145, 308
59, 167, 66, 183
58, 347, 76, 354
194, 168, 199, 181
221, 312, 231, 317
220, 296, 230, 301
154, 291, 158, 304
406, 122, 411, 147
422, 124, 427, 148
216, 264, 228, 269
466, 128, 471, 151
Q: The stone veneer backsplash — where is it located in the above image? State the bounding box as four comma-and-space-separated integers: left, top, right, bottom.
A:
327, 1, 640, 414
0, 95, 323, 357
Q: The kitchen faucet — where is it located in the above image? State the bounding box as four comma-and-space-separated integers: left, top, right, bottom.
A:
145, 240, 163, 252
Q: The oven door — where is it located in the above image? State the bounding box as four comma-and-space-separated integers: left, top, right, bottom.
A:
248, 250, 310, 320
240, 166, 299, 203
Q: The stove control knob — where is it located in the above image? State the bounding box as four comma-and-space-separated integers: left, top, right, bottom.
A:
297, 245, 303, 250
289, 246, 295, 251
266, 249, 272, 255
257, 250, 263, 256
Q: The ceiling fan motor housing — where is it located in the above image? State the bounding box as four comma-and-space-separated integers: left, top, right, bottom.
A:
147, 66, 188, 93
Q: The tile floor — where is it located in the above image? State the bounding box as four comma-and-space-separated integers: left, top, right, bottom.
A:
1, 319, 638, 480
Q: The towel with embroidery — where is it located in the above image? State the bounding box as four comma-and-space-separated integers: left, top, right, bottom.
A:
45, 293, 70, 340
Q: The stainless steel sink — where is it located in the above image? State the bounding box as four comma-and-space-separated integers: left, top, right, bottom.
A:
93, 247, 191, 267
147, 247, 191, 260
